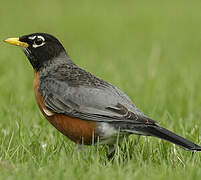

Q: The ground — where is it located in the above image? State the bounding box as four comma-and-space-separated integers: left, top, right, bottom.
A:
0, 0, 201, 179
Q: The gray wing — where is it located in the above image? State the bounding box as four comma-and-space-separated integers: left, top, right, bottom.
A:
39, 64, 156, 125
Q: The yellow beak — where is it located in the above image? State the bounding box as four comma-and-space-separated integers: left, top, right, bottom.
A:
4, 37, 29, 48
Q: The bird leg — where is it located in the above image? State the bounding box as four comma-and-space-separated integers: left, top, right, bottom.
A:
107, 144, 116, 160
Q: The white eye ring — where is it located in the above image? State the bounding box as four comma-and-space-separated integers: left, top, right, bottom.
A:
32, 36, 46, 48
37, 35, 45, 41
28, 36, 36, 40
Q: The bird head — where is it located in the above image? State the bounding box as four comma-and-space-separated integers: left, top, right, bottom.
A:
4, 33, 68, 71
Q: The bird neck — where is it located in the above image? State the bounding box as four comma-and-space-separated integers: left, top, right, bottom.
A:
34, 51, 76, 72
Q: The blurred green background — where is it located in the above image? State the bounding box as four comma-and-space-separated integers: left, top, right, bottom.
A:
0, 0, 201, 180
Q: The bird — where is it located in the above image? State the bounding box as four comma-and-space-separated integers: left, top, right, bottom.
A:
4, 33, 201, 156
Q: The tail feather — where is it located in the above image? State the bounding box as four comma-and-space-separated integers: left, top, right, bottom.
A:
130, 124, 201, 151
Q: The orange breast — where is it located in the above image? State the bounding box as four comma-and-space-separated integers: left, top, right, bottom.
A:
33, 71, 97, 145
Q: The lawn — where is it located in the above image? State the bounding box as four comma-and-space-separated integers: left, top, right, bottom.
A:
1, 0, 201, 179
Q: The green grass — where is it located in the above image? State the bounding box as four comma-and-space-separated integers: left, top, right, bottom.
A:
1, 0, 201, 179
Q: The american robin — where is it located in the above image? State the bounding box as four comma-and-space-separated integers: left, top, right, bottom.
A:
4, 33, 201, 155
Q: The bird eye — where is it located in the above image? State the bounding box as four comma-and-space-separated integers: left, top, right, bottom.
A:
32, 36, 45, 48
35, 38, 43, 45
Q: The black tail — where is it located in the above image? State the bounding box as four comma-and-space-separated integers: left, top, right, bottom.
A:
129, 124, 201, 151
